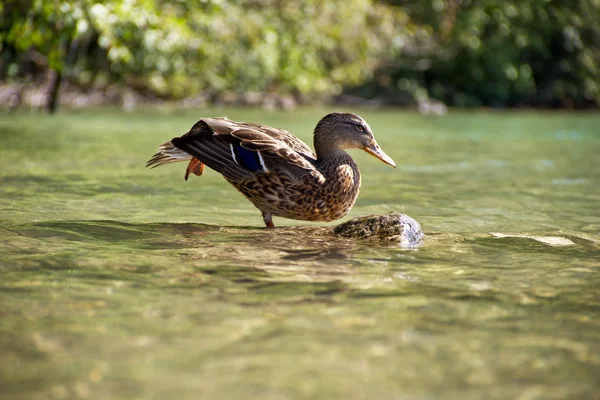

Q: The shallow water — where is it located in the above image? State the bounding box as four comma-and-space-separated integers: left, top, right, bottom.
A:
1, 108, 599, 399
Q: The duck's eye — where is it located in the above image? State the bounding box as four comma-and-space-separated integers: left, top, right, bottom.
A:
357, 125, 365, 132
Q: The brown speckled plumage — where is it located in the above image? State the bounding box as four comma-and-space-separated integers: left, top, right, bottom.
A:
146, 113, 395, 228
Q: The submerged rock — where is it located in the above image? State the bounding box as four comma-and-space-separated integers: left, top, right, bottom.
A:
333, 212, 424, 247
490, 233, 575, 247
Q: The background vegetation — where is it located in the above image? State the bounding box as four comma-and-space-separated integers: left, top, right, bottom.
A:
1, 0, 599, 111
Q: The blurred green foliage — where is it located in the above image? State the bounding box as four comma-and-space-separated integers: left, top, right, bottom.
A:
373, 0, 600, 107
1, 0, 405, 99
1, 0, 599, 108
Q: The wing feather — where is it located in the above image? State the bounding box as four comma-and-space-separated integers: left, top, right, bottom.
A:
148, 117, 323, 183
228, 128, 322, 180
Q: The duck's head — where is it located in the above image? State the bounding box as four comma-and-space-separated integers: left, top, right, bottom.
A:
314, 113, 396, 167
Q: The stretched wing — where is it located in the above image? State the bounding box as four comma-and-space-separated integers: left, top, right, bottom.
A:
206, 119, 323, 181
147, 117, 324, 182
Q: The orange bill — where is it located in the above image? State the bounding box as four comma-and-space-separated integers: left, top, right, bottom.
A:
363, 141, 396, 167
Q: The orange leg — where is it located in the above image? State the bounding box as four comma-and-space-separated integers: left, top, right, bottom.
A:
262, 212, 275, 229
184, 158, 205, 181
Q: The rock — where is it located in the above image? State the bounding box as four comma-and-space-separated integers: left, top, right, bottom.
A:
333, 94, 385, 108
333, 212, 424, 247
418, 98, 448, 116
215, 91, 298, 110
490, 233, 575, 247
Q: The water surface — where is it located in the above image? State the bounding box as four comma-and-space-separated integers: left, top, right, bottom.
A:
1, 108, 599, 399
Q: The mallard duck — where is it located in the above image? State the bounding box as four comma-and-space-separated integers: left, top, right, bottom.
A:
146, 113, 395, 228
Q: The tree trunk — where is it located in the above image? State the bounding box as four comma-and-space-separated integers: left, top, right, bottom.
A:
45, 69, 62, 114
45, 36, 71, 114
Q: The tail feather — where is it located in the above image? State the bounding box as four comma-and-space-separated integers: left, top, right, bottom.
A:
147, 123, 254, 182
171, 135, 251, 181
181, 141, 247, 180
146, 141, 192, 169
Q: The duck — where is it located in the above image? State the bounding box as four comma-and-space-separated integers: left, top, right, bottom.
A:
146, 112, 395, 228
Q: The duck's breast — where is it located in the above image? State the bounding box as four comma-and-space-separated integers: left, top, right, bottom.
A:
225, 162, 361, 222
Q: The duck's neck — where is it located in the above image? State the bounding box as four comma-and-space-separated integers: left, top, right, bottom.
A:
314, 136, 359, 176
315, 135, 347, 161
316, 147, 360, 182
316, 146, 347, 163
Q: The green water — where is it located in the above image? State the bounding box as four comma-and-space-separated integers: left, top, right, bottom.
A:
1, 108, 599, 399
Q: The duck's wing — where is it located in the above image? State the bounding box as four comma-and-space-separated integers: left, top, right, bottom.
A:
146, 118, 323, 182
239, 122, 316, 157
225, 123, 320, 175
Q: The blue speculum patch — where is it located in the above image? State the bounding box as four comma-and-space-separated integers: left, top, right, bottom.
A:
231, 142, 265, 172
